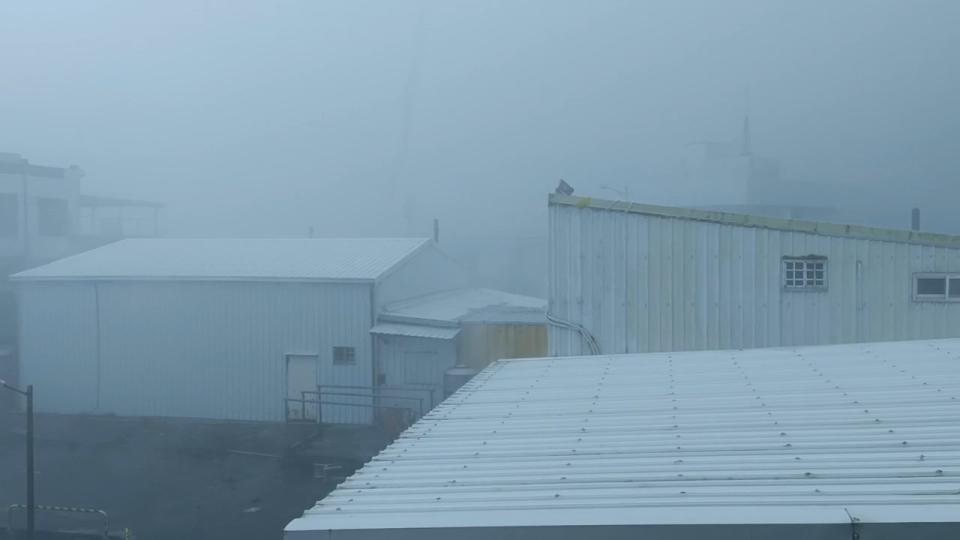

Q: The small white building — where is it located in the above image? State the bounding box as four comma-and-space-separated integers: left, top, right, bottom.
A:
12, 238, 469, 422
549, 193, 960, 356
372, 288, 547, 411
286, 339, 960, 539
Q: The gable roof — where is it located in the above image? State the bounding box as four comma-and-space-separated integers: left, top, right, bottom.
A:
550, 193, 960, 248
12, 238, 430, 282
286, 338, 960, 538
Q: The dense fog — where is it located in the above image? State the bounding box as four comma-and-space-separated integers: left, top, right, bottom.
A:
1, 0, 959, 286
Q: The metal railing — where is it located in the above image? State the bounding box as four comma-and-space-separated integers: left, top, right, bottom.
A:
283, 392, 417, 426
7, 504, 113, 539
318, 384, 436, 415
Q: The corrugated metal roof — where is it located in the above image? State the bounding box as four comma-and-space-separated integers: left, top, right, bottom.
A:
370, 323, 461, 340
551, 193, 960, 248
12, 238, 429, 282
380, 288, 546, 325
286, 339, 960, 538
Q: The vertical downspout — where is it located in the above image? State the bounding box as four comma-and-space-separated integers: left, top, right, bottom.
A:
369, 282, 378, 424
20, 173, 30, 261
94, 283, 102, 410
369, 282, 378, 385
855, 260, 864, 342
622, 202, 630, 354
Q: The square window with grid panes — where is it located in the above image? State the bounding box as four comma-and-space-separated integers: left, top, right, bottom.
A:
332, 346, 356, 365
783, 257, 827, 290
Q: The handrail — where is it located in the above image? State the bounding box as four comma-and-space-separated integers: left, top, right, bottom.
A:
283, 397, 413, 412
316, 384, 436, 413
317, 390, 424, 416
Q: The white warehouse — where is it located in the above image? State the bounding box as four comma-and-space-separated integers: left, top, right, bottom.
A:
12, 238, 471, 422
549, 193, 960, 356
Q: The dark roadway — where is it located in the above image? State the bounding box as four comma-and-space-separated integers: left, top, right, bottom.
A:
0, 411, 386, 540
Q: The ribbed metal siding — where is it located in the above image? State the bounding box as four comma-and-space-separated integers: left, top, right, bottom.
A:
377, 334, 456, 411
549, 203, 960, 356
19, 280, 373, 422
18, 283, 99, 413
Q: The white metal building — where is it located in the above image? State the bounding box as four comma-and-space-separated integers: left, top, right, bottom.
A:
371, 288, 547, 412
286, 339, 960, 539
12, 237, 468, 422
549, 193, 960, 356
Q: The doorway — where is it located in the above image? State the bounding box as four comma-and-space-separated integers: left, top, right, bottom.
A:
286, 354, 319, 421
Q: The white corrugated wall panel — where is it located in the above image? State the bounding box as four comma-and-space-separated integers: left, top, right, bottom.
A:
20, 280, 373, 422
549, 203, 960, 356
18, 283, 99, 413
377, 334, 456, 413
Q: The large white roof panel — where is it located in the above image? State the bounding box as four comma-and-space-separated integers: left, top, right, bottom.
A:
380, 287, 546, 325
286, 339, 960, 538
370, 323, 461, 340
12, 238, 429, 282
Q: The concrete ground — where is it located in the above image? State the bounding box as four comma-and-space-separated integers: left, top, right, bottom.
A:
0, 411, 390, 540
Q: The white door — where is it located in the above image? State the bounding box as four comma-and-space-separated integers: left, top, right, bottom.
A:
286, 354, 319, 421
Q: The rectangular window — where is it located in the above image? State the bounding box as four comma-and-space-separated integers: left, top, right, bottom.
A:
0, 194, 17, 237
37, 197, 70, 236
951, 278, 960, 299
332, 346, 356, 366
783, 256, 827, 290
917, 277, 946, 296
914, 273, 960, 302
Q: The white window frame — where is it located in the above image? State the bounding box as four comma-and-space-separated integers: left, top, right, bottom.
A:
332, 346, 356, 366
782, 256, 828, 291
913, 273, 960, 302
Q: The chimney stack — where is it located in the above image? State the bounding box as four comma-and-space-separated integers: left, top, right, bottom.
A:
911, 208, 921, 232
433, 218, 440, 244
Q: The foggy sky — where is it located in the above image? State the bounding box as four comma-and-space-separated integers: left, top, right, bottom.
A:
1, 0, 958, 238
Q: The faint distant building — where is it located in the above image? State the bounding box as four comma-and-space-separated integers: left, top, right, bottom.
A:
0, 152, 162, 391
0, 152, 85, 265
682, 117, 934, 228
0, 152, 161, 269
683, 116, 787, 213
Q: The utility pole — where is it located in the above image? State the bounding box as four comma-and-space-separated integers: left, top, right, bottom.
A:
1, 379, 34, 540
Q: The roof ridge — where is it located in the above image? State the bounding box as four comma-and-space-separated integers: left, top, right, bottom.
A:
549, 194, 960, 248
